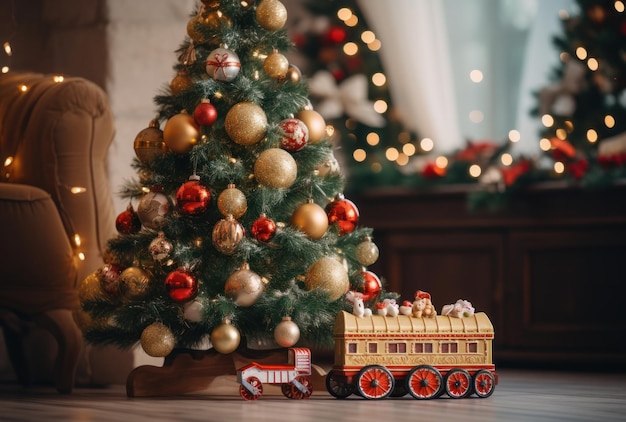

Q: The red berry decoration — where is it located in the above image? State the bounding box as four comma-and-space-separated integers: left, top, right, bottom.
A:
193, 99, 218, 127
359, 270, 382, 302
115, 204, 141, 234
165, 268, 198, 303
251, 213, 277, 242
279, 118, 309, 152
326, 194, 359, 236
176, 175, 211, 215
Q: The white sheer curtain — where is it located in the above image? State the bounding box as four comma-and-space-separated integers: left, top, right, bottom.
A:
358, 0, 462, 153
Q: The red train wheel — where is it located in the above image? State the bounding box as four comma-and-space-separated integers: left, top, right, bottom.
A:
406, 365, 443, 400
473, 369, 496, 398
281, 383, 293, 399
356, 365, 395, 399
326, 370, 353, 399
239, 376, 263, 400
291, 376, 313, 399
445, 368, 472, 399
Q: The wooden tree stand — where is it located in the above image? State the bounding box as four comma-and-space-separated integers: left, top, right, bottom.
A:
126, 347, 329, 398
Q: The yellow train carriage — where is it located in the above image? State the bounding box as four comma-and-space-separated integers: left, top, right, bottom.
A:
326, 311, 498, 400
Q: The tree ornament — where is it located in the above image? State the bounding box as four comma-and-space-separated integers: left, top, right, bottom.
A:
263, 50, 289, 79
201, 0, 220, 7
163, 112, 200, 153
137, 190, 170, 230
326, 194, 359, 236
170, 70, 194, 95
224, 262, 264, 307
176, 175, 211, 215
358, 270, 382, 302
149, 231, 173, 262
355, 237, 379, 266
212, 214, 245, 255
225, 101, 267, 145
291, 199, 328, 240
256, 0, 287, 31
119, 266, 152, 300
210, 318, 240, 354
279, 117, 309, 152
217, 184, 247, 218
206, 47, 241, 82
304, 256, 350, 301
183, 299, 205, 322
187, 9, 231, 43
254, 148, 297, 188
79, 271, 105, 303
140, 322, 175, 357
296, 109, 327, 144
193, 99, 218, 127
251, 213, 276, 242
165, 268, 198, 303
115, 203, 141, 234
315, 152, 340, 177
274, 316, 300, 347
133, 119, 168, 162
285, 64, 302, 84
97, 263, 124, 298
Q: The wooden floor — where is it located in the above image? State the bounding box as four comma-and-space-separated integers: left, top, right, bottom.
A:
1, 368, 625, 422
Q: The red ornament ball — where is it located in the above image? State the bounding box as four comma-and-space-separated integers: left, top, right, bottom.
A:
164, 268, 198, 303
115, 204, 141, 234
325, 25, 347, 44
326, 195, 359, 235
279, 118, 309, 152
176, 178, 211, 215
251, 213, 277, 242
193, 100, 218, 127
359, 270, 382, 302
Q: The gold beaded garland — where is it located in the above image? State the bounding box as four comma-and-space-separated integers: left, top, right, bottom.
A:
254, 148, 297, 188
256, 0, 287, 31
304, 256, 350, 301
140, 322, 175, 357
217, 184, 247, 218
224, 102, 267, 146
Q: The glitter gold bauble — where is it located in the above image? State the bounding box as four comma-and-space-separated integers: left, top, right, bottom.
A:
133, 119, 168, 162
291, 200, 328, 240
119, 266, 151, 300
78, 271, 104, 303
296, 109, 327, 144
274, 316, 300, 348
225, 102, 267, 146
140, 322, 175, 357
170, 70, 194, 95
210, 319, 240, 354
254, 148, 297, 188
263, 50, 289, 79
217, 184, 247, 218
355, 237, 379, 266
256, 0, 287, 31
224, 262, 264, 307
163, 112, 200, 154
304, 256, 350, 301
212, 215, 245, 255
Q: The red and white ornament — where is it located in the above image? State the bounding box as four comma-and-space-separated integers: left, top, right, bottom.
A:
326, 194, 359, 236
206, 47, 241, 82
279, 118, 309, 152
193, 99, 218, 127
149, 231, 173, 262
165, 268, 198, 303
176, 175, 211, 215
251, 213, 277, 242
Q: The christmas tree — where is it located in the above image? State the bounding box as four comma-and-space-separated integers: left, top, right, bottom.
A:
76, 0, 392, 359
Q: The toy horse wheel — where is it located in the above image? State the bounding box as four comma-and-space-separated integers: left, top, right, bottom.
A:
326, 370, 353, 399
291, 376, 313, 399
356, 365, 395, 399
406, 365, 443, 400
239, 376, 263, 400
445, 368, 472, 399
473, 369, 496, 398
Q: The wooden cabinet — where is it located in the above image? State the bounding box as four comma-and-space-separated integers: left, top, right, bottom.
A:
351, 183, 626, 369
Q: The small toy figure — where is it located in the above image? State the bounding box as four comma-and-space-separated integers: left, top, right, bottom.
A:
413, 290, 436, 318
441, 299, 475, 318
346, 291, 372, 318
399, 300, 413, 315
375, 298, 399, 317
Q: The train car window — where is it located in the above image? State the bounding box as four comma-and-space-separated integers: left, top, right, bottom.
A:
368, 343, 378, 353
442, 342, 459, 353
414, 342, 434, 353
388, 343, 407, 353
348, 343, 357, 354
467, 342, 478, 353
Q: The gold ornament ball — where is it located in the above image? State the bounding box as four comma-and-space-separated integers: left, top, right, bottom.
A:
254, 148, 297, 188
296, 109, 327, 144
305, 256, 350, 301
285, 64, 302, 84
263, 51, 289, 79
119, 266, 152, 300
140, 322, 175, 357
170, 71, 194, 96
224, 263, 264, 307
256, 0, 287, 31
274, 316, 300, 348
163, 113, 200, 154
355, 238, 380, 266
217, 184, 248, 218
212, 215, 245, 255
291, 201, 328, 240
134, 120, 168, 163
210, 319, 240, 354
78, 271, 103, 303
225, 102, 267, 146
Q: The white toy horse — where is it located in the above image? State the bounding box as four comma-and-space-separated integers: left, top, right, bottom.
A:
346, 291, 372, 318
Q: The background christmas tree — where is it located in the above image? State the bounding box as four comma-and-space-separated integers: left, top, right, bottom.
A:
76, 0, 393, 358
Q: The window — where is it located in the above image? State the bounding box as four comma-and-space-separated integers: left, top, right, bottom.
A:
347, 343, 357, 354
368, 343, 378, 353
414, 342, 433, 353
441, 342, 458, 353
388, 343, 407, 353
467, 342, 478, 353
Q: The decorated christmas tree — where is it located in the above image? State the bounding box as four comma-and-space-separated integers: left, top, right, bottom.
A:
76, 0, 393, 360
